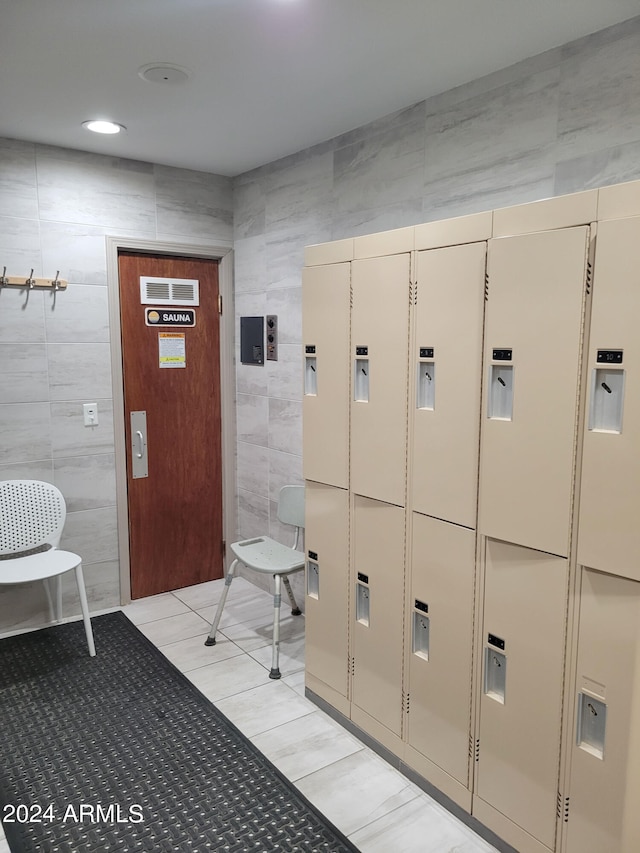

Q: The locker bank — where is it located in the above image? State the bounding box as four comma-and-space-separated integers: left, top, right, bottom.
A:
2, 5, 640, 853
304, 184, 640, 853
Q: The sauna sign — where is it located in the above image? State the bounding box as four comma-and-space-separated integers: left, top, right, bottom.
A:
145, 308, 196, 327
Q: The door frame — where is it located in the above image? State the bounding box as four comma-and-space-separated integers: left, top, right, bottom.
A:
106, 235, 235, 605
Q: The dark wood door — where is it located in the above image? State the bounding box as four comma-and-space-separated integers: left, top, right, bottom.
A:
118, 252, 224, 599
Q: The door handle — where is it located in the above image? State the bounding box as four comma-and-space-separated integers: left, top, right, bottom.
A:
135, 430, 145, 458
130, 411, 149, 479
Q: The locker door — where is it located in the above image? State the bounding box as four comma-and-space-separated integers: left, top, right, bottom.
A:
411, 242, 486, 527
565, 569, 640, 853
351, 254, 410, 507
578, 216, 640, 580
304, 482, 350, 707
302, 262, 351, 488
351, 496, 405, 737
476, 539, 567, 850
407, 514, 475, 788
479, 227, 589, 557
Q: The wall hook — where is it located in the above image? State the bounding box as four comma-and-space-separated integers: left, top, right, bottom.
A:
26, 269, 36, 289
0, 266, 7, 286
52, 271, 61, 291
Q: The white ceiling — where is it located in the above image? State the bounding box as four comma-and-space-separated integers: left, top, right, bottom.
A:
1, 0, 638, 177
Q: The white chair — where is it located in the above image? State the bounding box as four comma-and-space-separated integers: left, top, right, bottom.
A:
0, 479, 96, 656
205, 485, 304, 679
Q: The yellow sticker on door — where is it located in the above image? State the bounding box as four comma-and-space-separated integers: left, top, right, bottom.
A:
159, 332, 186, 368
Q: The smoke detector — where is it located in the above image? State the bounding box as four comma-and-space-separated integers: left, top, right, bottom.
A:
138, 63, 192, 85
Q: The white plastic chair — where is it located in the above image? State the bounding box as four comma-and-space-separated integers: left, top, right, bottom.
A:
0, 480, 96, 656
205, 485, 304, 679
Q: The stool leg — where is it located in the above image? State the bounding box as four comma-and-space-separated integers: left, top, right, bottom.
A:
282, 575, 301, 616
269, 574, 282, 679
205, 559, 237, 646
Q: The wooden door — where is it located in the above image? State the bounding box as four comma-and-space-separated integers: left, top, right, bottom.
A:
118, 252, 224, 598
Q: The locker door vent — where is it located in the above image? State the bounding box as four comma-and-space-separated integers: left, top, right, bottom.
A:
484, 272, 489, 302
349, 656, 355, 677
139, 276, 200, 306
474, 738, 480, 763
586, 259, 592, 295
557, 792, 570, 823
403, 691, 410, 715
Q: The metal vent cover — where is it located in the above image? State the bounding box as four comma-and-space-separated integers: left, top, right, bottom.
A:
139, 277, 199, 306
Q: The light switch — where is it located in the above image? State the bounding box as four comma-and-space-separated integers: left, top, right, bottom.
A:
83, 402, 98, 426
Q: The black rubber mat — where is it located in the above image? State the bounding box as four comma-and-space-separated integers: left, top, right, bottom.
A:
0, 611, 359, 852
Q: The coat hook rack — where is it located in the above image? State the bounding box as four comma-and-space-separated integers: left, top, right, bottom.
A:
0, 267, 68, 291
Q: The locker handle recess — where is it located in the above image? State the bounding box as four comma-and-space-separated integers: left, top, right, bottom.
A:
412, 601, 430, 660
354, 346, 369, 402
356, 579, 370, 626
484, 646, 506, 704
577, 693, 606, 759
307, 557, 319, 599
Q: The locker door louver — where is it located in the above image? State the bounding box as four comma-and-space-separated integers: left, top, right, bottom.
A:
403, 691, 410, 715
139, 276, 200, 306
474, 738, 480, 763
557, 791, 570, 823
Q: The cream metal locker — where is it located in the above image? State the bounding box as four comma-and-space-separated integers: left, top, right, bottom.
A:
578, 216, 640, 581
474, 539, 568, 852
411, 242, 486, 527
304, 481, 350, 715
350, 253, 410, 508
351, 495, 405, 745
563, 569, 640, 853
302, 262, 351, 489
405, 513, 476, 808
479, 226, 590, 558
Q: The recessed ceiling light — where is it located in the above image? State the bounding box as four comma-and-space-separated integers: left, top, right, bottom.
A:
82, 120, 126, 135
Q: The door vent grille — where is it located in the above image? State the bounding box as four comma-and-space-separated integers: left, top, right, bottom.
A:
139, 276, 200, 306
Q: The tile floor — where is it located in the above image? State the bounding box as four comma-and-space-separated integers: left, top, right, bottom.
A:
0, 577, 498, 853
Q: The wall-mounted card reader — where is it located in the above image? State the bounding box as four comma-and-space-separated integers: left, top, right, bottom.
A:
417, 347, 435, 411
576, 692, 606, 759
354, 346, 369, 402
589, 358, 625, 433
305, 346, 318, 396
484, 644, 506, 704
412, 599, 430, 660
356, 572, 370, 626
307, 550, 319, 599
488, 350, 513, 420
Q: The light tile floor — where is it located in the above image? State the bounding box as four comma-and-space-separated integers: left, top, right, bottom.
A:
0, 577, 498, 853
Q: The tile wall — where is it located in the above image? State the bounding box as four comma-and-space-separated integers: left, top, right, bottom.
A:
232, 16, 640, 590
0, 142, 232, 629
